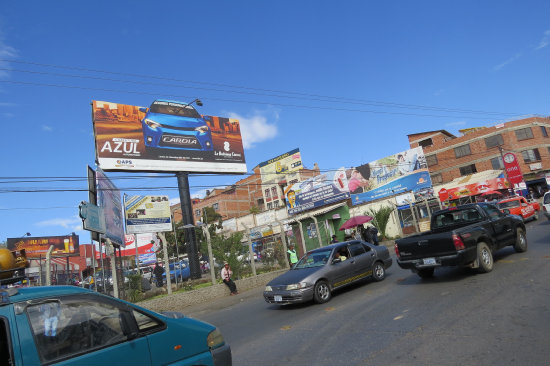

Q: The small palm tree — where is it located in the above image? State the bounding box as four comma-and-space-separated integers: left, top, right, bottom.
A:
366, 206, 394, 241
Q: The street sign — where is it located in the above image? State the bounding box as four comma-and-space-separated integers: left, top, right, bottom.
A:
79, 201, 106, 234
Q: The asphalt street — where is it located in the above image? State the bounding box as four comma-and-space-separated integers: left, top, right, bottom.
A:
183, 218, 550, 366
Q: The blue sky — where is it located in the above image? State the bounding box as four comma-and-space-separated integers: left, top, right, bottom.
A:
1, 1, 549, 243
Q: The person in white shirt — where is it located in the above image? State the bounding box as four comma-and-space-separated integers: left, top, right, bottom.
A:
221, 262, 238, 295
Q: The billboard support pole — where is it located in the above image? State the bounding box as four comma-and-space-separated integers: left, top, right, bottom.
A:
176, 172, 201, 280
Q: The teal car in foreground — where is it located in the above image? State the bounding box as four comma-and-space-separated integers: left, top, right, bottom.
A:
0, 286, 231, 365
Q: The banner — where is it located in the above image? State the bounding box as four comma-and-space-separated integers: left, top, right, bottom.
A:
502, 152, 524, 185
97, 168, 124, 246
258, 148, 303, 185
438, 177, 510, 201
7, 235, 79, 258
92, 100, 247, 174
119, 233, 157, 256
124, 195, 172, 234
348, 147, 433, 205
284, 167, 349, 215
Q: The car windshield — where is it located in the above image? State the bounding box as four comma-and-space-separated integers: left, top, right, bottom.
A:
149, 101, 201, 118
293, 249, 332, 269
498, 200, 520, 209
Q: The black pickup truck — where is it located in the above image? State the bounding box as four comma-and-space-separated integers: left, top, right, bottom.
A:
395, 203, 527, 278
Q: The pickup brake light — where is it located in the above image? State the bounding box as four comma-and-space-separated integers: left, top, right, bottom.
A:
452, 234, 465, 251
394, 243, 400, 258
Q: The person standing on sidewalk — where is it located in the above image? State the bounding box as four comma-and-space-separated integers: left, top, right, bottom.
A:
287, 244, 299, 268
221, 262, 238, 295
153, 262, 164, 287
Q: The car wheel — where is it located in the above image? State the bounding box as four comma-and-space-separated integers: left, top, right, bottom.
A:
372, 262, 386, 281
417, 268, 434, 278
513, 228, 528, 253
477, 242, 493, 273
313, 280, 331, 304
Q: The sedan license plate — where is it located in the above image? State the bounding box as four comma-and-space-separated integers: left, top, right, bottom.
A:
423, 258, 436, 265
274, 295, 282, 302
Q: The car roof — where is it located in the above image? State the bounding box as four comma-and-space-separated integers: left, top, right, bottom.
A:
307, 240, 365, 254
1, 286, 92, 305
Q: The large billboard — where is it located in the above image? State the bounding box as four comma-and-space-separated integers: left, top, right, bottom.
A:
124, 195, 172, 234
258, 148, 303, 185
97, 168, 124, 246
92, 100, 247, 173
7, 235, 80, 259
284, 167, 349, 215
348, 147, 433, 205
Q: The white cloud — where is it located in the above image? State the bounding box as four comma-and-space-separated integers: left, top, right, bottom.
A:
0, 32, 17, 79
225, 110, 278, 149
36, 216, 82, 229
42, 125, 53, 132
535, 29, 550, 50
493, 53, 521, 71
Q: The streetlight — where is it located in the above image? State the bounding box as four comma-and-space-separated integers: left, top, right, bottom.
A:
186, 98, 203, 107
21, 232, 31, 238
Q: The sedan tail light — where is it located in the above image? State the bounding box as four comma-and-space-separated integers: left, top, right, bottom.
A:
452, 234, 465, 251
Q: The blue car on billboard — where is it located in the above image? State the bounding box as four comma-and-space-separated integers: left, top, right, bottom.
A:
140, 100, 213, 152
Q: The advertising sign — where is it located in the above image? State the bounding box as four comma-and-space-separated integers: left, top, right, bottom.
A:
124, 195, 172, 234
7, 235, 79, 258
348, 147, 432, 205
120, 233, 157, 256
259, 148, 303, 185
284, 168, 349, 215
502, 152, 523, 184
438, 177, 510, 201
97, 168, 124, 246
92, 100, 247, 174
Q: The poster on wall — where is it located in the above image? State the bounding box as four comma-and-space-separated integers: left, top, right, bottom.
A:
284, 167, 349, 215
7, 235, 79, 258
124, 194, 172, 234
347, 147, 433, 205
258, 148, 303, 185
92, 100, 247, 174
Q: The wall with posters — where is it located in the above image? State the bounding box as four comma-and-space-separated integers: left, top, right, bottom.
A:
284, 168, 349, 215
92, 100, 247, 174
347, 147, 433, 205
124, 194, 172, 234
7, 235, 79, 258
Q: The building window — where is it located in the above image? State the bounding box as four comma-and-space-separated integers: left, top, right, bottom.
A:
264, 188, 271, 199
541, 126, 548, 137
522, 148, 541, 163
515, 127, 533, 141
271, 186, 277, 198
490, 156, 504, 170
454, 144, 472, 158
459, 164, 477, 176
418, 138, 433, 148
484, 134, 504, 149
213, 203, 219, 211
195, 209, 201, 216
274, 200, 280, 208
431, 173, 442, 184
426, 154, 438, 167
267, 202, 273, 209
548, 147, 550, 156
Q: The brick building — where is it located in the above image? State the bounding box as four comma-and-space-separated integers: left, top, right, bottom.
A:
407, 116, 550, 197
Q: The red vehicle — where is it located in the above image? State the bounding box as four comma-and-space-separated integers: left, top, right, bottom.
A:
498, 196, 540, 221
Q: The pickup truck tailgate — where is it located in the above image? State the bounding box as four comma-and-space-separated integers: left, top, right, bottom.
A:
397, 231, 457, 260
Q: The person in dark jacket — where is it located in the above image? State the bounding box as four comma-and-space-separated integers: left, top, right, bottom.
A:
153, 262, 165, 287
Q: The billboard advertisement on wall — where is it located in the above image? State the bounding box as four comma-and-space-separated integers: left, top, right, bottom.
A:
258, 148, 303, 185
92, 100, 247, 174
438, 176, 510, 201
284, 167, 349, 215
348, 147, 432, 205
124, 195, 172, 234
7, 235, 79, 258
97, 168, 124, 247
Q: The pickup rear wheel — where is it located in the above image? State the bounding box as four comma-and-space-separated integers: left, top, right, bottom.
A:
513, 228, 528, 253
313, 280, 331, 304
417, 268, 434, 278
477, 242, 493, 273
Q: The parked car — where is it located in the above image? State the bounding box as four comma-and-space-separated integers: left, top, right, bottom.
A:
263, 241, 392, 305
163, 260, 191, 283
0, 286, 231, 365
140, 99, 213, 152
542, 191, 550, 220
395, 203, 526, 278
497, 196, 540, 221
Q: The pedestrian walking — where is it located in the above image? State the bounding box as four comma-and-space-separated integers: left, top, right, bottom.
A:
287, 244, 299, 267
221, 262, 238, 295
331, 235, 338, 243
369, 225, 379, 245
153, 262, 164, 287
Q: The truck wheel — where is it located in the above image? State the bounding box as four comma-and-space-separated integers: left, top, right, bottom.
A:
313, 280, 331, 304
372, 262, 385, 281
477, 242, 493, 273
513, 228, 528, 253
417, 268, 434, 278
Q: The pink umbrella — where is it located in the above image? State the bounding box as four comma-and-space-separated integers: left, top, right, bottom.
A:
339, 215, 373, 231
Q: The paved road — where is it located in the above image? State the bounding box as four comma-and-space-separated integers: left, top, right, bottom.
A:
184, 219, 550, 366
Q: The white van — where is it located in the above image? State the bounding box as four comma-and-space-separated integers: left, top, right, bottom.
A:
543, 191, 550, 220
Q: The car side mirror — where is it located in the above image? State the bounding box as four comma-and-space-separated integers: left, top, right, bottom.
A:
332, 258, 341, 264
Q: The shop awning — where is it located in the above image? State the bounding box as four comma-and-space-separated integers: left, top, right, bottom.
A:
433, 170, 509, 201
284, 202, 347, 225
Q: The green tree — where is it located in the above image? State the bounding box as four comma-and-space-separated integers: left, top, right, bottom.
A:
366, 206, 394, 241
248, 205, 260, 214
210, 231, 245, 279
